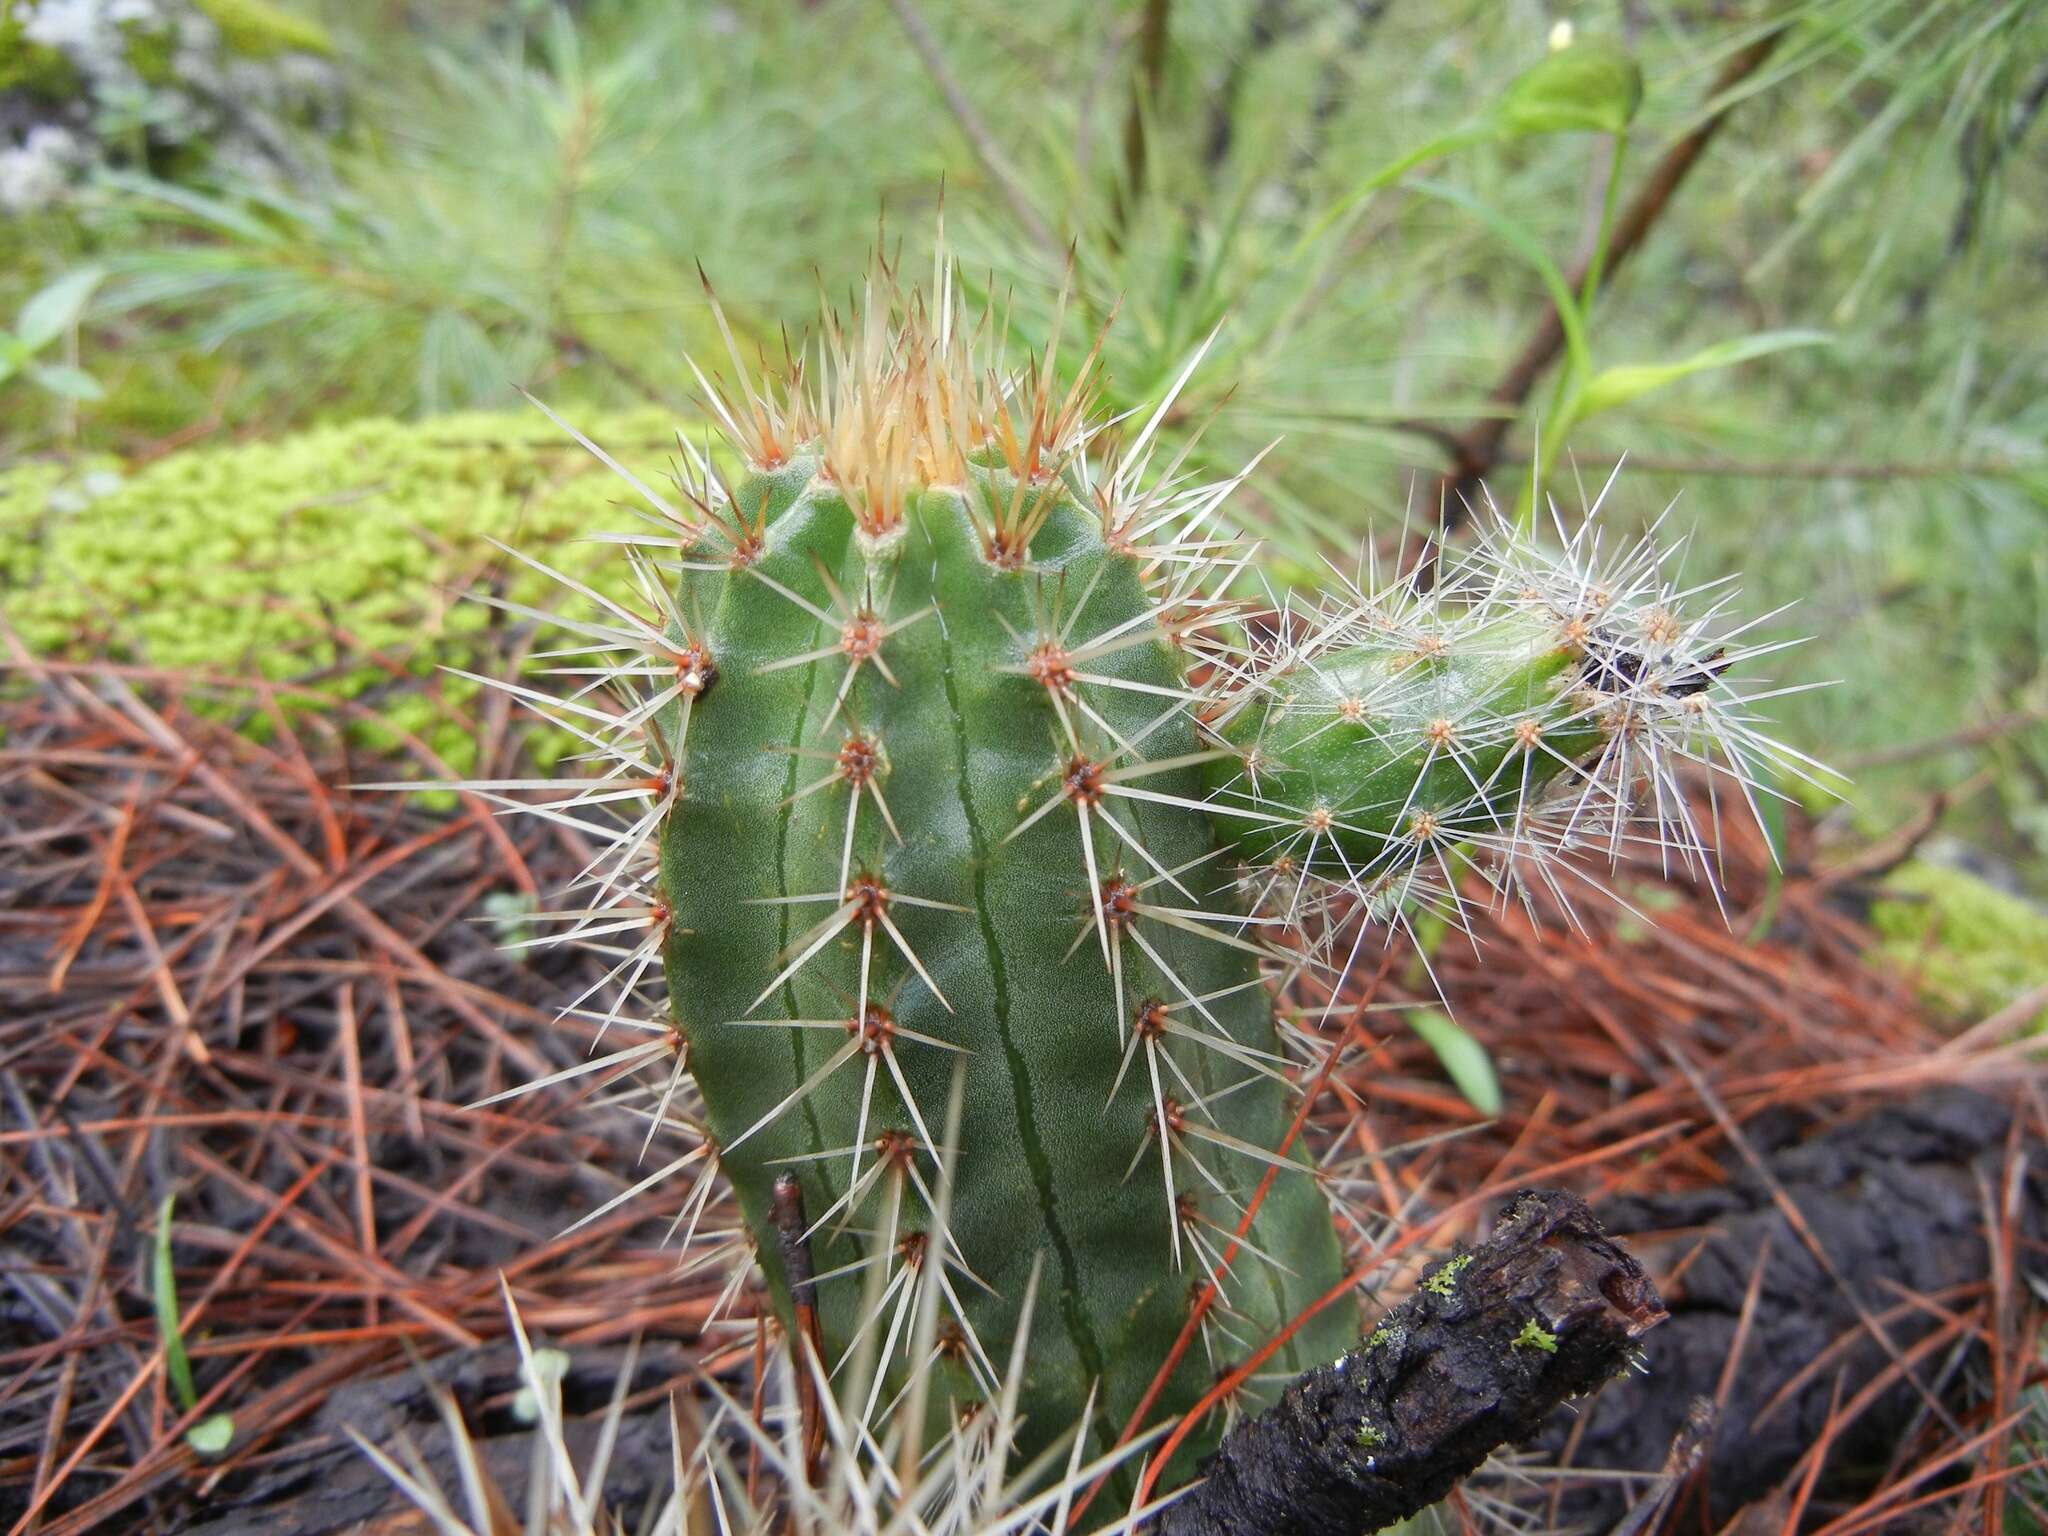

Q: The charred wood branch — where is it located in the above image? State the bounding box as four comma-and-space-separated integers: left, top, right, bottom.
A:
1153, 1189, 1665, 1536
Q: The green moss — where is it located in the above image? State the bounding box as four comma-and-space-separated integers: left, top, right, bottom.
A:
0, 410, 675, 765
1422, 1252, 1472, 1298
1511, 1318, 1558, 1353
1870, 860, 2048, 1031
0, 17, 80, 99
0, 458, 74, 562
192, 0, 334, 58
120, 17, 181, 87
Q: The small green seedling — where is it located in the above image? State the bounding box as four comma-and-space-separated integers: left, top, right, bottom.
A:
152, 1195, 235, 1457
0, 267, 104, 402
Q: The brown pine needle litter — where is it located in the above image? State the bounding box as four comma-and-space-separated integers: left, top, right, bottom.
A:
2, 621, 2040, 1536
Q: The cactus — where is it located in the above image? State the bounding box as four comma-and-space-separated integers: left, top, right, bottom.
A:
469, 249, 1785, 1518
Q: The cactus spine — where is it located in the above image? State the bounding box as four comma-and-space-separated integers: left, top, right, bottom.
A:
484, 250, 1783, 1511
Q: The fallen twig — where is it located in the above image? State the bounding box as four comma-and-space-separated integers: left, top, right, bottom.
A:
1152, 1189, 1665, 1536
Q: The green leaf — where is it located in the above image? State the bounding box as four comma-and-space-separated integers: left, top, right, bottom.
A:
192, 0, 334, 58
1493, 38, 1644, 139
1411, 181, 1594, 384
1408, 1009, 1502, 1117
152, 1196, 199, 1414
16, 266, 106, 352
186, 1414, 235, 1457
1302, 36, 1642, 253
28, 363, 105, 401
1570, 330, 1831, 423
1293, 122, 1496, 254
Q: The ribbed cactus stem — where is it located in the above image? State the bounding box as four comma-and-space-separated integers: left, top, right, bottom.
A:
466, 245, 1789, 1520
1202, 612, 1610, 890
663, 450, 1354, 1472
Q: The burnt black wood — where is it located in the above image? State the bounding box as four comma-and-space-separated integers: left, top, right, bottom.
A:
1153, 1188, 1665, 1536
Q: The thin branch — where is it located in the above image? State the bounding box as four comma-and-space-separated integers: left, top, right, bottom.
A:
1202, 0, 1290, 171
1837, 703, 2048, 771
883, 0, 1060, 257
1292, 0, 1396, 182
1942, 60, 2048, 269
1816, 789, 1951, 887
1507, 450, 2040, 482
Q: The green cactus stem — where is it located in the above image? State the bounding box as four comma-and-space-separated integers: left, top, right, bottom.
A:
474, 249, 1788, 1504
653, 439, 1356, 1474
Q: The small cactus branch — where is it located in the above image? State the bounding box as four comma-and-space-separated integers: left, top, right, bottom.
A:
1151, 1189, 1666, 1536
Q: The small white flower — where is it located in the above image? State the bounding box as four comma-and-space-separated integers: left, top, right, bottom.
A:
0, 125, 88, 214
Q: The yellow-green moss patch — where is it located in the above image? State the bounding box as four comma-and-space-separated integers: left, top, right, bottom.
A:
1870, 860, 2048, 1031
1, 409, 678, 773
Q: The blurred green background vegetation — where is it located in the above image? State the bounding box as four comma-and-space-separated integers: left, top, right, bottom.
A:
2, 0, 2044, 941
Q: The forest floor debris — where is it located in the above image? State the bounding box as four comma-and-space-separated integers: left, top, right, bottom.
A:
2, 635, 2039, 1534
